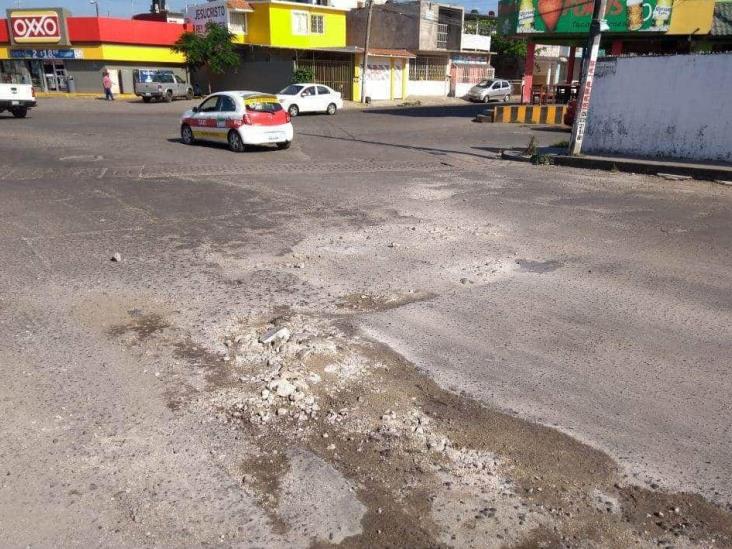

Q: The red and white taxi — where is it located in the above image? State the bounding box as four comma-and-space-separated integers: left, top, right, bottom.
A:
180, 91, 294, 152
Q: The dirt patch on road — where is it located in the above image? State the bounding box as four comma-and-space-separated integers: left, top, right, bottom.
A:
184, 311, 732, 548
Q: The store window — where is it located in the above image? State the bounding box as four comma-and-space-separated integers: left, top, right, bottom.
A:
310, 14, 324, 34
292, 12, 308, 35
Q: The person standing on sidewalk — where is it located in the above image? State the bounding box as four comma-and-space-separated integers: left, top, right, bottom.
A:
102, 72, 114, 101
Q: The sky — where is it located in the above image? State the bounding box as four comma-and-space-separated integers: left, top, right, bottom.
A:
1, 0, 499, 20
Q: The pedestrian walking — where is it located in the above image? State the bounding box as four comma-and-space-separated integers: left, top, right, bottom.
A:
102, 72, 114, 101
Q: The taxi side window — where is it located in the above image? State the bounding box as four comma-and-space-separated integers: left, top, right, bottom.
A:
219, 96, 237, 112
199, 96, 219, 112
301, 87, 315, 97
316, 86, 329, 95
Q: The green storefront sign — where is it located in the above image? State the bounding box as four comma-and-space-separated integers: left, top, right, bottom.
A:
497, 0, 676, 35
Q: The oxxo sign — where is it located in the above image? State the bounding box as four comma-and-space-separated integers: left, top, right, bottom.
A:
6, 8, 70, 47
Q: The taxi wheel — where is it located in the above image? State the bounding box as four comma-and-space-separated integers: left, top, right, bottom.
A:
186, 89, 194, 100
11, 107, 28, 118
288, 104, 299, 117
503, 94, 511, 103
181, 125, 195, 145
228, 130, 245, 153
142, 97, 152, 103
164, 90, 173, 103
277, 141, 291, 150
326, 103, 337, 115
482, 95, 491, 104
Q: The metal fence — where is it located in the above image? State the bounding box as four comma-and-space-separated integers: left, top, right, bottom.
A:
437, 23, 448, 49
452, 64, 495, 83
409, 56, 448, 81
296, 59, 354, 100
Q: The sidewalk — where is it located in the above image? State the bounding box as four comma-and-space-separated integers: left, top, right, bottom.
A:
35, 92, 137, 100
35, 92, 474, 109
553, 153, 732, 183
502, 148, 732, 184
342, 95, 472, 110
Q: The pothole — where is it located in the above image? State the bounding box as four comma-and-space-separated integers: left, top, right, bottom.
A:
177, 311, 732, 547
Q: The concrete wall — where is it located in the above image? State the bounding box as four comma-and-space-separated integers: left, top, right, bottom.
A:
347, 1, 462, 52
347, 3, 420, 50
64, 60, 186, 93
584, 53, 732, 163
192, 47, 294, 94
408, 79, 448, 96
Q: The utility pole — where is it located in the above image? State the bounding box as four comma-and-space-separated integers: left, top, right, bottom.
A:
568, 0, 608, 156
360, 0, 374, 103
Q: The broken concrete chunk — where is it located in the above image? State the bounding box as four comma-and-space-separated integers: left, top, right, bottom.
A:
273, 379, 296, 398
259, 326, 291, 345
111, 252, 122, 262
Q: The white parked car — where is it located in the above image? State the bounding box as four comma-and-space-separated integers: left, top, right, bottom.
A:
180, 91, 294, 152
277, 83, 343, 117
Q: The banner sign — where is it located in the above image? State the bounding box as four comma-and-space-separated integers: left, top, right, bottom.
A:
185, 1, 229, 35
6, 8, 71, 46
10, 48, 82, 59
497, 0, 715, 36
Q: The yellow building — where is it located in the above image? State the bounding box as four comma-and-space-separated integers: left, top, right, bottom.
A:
245, 0, 347, 49
187, 0, 357, 98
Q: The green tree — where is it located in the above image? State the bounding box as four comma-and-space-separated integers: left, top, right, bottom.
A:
173, 22, 239, 94
492, 34, 528, 57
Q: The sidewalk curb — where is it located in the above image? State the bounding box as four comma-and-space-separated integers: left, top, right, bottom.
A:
36, 92, 137, 99
553, 155, 732, 183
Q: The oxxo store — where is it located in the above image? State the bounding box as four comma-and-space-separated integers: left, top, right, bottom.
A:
0, 8, 187, 93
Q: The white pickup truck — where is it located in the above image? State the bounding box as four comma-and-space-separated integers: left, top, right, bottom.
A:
134, 72, 193, 103
0, 83, 36, 118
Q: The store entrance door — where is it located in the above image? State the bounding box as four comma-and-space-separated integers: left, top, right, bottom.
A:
44, 61, 68, 92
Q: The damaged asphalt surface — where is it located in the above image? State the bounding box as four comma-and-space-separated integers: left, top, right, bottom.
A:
0, 98, 730, 547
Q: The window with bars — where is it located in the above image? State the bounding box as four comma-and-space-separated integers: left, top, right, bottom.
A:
229, 12, 247, 34
310, 14, 324, 34
409, 57, 447, 81
436, 23, 448, 49
292, 11, 308, 35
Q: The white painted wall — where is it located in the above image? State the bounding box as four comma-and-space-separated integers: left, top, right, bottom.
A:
454, 82, 474, 97
364, 56, 390, 101
408, 79, 448, 97
461, 33, 491, 52
584, 53, 732, 163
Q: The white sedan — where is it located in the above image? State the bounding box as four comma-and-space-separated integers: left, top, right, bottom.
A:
180, 91, 294, 152
277, 83, 343, 117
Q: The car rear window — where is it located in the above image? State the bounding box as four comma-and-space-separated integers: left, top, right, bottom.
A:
244, 96, 283, 113
152, 74, 174, 83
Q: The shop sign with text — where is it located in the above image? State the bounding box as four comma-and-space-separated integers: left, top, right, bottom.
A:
497, 0, 715, 36
10, 48, 83, 59
6, 8, 71, 46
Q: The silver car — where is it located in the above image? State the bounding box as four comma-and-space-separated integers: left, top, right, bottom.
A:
467, 79, 512, 103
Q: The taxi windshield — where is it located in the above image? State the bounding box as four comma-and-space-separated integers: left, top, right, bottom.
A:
477, 79, 494, 88
280, 85, 303, 95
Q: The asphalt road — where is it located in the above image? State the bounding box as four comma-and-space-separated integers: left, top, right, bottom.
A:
0, 98, 730, 546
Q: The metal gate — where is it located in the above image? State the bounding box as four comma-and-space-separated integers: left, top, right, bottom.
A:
450, 63, 495, 96
296, 58, 353, 101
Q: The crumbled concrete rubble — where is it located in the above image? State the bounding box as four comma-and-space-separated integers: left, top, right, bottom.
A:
188, 312, 732, 548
